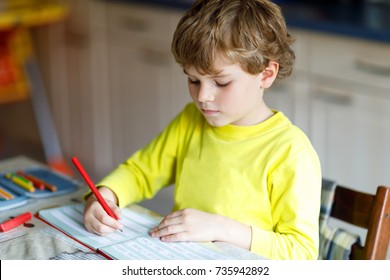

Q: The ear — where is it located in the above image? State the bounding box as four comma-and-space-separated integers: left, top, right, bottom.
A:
260, 61, 279, 89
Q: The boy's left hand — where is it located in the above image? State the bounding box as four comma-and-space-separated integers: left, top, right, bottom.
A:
149, 208, 220, 242
149, 208, 251, 251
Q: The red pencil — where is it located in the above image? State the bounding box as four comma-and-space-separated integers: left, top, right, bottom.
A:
71, 157, 118, 220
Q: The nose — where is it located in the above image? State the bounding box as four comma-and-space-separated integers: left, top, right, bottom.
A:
197, 84, 215, 103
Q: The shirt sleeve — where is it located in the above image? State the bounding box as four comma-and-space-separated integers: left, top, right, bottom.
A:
90, 107, 186, 208
251, 134, 322, 260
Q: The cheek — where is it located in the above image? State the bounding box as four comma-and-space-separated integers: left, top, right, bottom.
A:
223, 85, 259, 108
218, 87, 241, 106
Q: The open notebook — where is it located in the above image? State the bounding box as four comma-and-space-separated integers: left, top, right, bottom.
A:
38, 203, 235, 260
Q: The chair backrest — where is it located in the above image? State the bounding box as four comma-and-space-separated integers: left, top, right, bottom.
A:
330, 185, 390, 259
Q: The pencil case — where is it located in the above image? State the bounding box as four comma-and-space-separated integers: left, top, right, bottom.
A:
0, 167, 79, 211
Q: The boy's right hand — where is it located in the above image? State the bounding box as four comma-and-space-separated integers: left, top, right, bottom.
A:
83, 187, 123, 236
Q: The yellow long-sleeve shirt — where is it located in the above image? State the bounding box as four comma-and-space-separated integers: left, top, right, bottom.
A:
97, 102, 321, 260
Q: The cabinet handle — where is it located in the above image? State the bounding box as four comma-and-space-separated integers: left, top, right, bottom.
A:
355, 58, 390, 76
312, 86, 352, 106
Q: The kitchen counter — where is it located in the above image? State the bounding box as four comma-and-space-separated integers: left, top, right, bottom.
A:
107, 0, 390, 43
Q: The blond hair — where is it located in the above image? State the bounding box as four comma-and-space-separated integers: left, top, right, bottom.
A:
172, 0, 295, 79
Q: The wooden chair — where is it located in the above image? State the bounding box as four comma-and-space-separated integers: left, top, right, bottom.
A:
330, 185, 390, 259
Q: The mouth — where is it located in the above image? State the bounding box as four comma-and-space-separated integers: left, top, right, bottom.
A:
201, 109, 219, 115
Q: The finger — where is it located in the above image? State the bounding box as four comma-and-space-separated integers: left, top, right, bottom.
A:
150, 215, 183, 234
84, 213, 112, 236
149, 208, 196, 234
160, 232, 190, 242
98, 212, 123, 230
157, 209, 188, 224
89, 217, 122, 235
164, 209, 186, 219
85, 207, 123, 235
93, 199, 123, 227
87, 222, 111, 236
150, 223, 186, 238
114, 207, 122, 220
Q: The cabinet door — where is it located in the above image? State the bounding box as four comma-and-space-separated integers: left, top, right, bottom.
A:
109, 44, 172, 164
265, 74, 311, 136
310, 33, 390, 90
265, 80, 295, 120
310, 76, 390, 192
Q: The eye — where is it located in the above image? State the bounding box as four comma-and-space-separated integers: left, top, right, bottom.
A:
188, 78, 200, 85
215, 81, 230, 87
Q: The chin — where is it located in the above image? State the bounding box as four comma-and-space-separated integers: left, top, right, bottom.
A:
205, 118, 229, 127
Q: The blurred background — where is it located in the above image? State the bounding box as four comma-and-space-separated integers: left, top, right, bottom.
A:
0, 0, 389, 257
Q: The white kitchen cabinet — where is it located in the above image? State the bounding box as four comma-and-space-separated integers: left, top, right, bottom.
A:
32, 0, 103, 177
309, 33, 390, 90
309, 75, 390, 190
269, 29, 390, 196
309, 74, 390, 259
108, 43, 172, 163
264, 79, 296, 121
34, 1, 189, 181
35, 1, 189, 214
106, 2, 184, 164
307, 32, 390, 190
87, 1, 114, 177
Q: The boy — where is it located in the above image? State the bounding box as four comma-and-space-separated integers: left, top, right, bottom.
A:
84, 0, 321, 260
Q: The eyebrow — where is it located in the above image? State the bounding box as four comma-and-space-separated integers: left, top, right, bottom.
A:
183, 69, 230, 78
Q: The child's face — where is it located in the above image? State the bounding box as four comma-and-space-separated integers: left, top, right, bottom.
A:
185, 56, 267, 127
